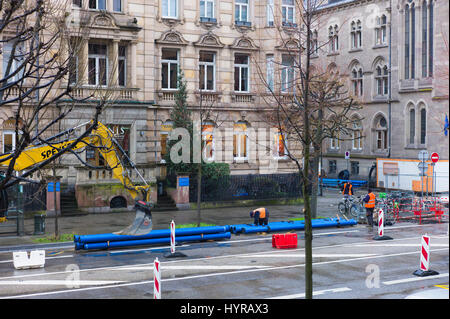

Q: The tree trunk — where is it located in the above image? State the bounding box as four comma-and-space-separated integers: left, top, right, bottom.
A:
196, 163, 202, 227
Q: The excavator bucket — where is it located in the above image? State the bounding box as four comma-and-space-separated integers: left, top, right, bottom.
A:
114, 201, 153, 236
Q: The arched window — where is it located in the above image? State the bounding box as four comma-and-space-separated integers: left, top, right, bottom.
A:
351, 118, 363, 150
420, 108, 426, 145
405, 0, 416, 79
409, 108, 415, 144
374, 115, 388, 150
375, 64, 389, 96
328, 25, 339, 53
422, 0, 434, 78
351, 20, 362, 49
375, 14, 387, 45
351, 66, 363, 96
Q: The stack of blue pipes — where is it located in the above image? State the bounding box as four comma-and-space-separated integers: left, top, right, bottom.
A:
74, 218, 357, 251
74, 225, 231, 251
229, 217, 357, 234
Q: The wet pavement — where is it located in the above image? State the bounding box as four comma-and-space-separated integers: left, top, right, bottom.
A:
0, 188, 354, 250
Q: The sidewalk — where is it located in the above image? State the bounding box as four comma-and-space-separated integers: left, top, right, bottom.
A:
0, 188, 351, 249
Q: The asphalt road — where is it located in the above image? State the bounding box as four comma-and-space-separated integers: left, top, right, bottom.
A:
0, 220, 448, 300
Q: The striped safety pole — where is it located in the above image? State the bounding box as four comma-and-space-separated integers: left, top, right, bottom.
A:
377, 208, 384, 237
170, 220, 176, 254
154, 257, 161, 299
164, 220, 186, 258
420, 234, 430, 271
373, 208, 392, 241
413, 234, 439, 277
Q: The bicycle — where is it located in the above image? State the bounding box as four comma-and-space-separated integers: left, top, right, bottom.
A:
338, 195, 359, 218
376, 197, 397, 226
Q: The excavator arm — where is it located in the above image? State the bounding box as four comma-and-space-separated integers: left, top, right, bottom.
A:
0, 121, 153, 236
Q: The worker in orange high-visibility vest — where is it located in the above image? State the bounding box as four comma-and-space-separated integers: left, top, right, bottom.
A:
363, 189, 376, 228
341, 181, 353, 198
250, 207, 269, 226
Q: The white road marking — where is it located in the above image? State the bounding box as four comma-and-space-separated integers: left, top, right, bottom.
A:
113, 265, 270, 271
0, 280, 125, 286
238, 253, 377, 258
269, 287, 352, 299
354, 244, 449, 247
383, 273, 449, 286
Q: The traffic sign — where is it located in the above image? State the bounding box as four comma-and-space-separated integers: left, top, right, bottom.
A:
418, 150, 429, 161
345, 151, 350, 160
431, 152, 439, 163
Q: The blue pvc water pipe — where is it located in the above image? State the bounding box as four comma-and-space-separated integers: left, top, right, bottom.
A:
229, 218, 356, 234
78, 232, 231, 251
75, 225, 230, 244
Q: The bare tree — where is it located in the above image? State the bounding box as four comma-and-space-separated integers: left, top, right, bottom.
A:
0, 1, 122, 235
256, 0, 361, 299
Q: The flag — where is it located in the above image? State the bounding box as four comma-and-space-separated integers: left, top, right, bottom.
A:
444, 114, 449, 137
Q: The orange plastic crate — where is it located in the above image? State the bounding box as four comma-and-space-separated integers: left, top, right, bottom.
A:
272, 233, 298, 249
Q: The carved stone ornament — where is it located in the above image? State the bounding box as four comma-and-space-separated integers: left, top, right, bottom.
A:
275, 37, 302, 52
229, 36, 259, 51
155, 29, 189, 46
194, 32, 225, 48
91, 12, 116, 28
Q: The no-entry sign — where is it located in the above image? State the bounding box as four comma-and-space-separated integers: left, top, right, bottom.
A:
431, 152, 439, 163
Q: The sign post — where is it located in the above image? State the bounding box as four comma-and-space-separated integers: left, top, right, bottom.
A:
418, 151, 429, 198
430, 153, 439, 197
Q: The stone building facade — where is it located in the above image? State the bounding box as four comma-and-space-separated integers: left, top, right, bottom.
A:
312, 0, 449, 182
1, 0, 448, 212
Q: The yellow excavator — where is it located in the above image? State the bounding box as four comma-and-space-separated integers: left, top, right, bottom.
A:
0, 121, 153, 236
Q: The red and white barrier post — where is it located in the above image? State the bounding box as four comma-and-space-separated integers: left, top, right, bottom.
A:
170, 220, 176, 254
373, 208, 393, 241
413, 234, 439, 277
153, 257, 161, 299
164, 220, 186, 258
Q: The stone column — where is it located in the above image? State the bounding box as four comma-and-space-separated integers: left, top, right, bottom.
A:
46, 178, 61, 217
175, 174, 190, 210
130, 40, 137, 88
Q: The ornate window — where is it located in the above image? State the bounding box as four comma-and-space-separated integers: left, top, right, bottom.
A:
328, 25, 339, 53
351, 66, 363, 97
375, 64, 389, 96
422, 0, 434, 78
374, 115, 388, 150
420, 107, 426, 145
409, 108, 415, 144
351, 118, 363, 150
350, 20, 362, 49
375, 14, 387, 45
404, 0, 416, 79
